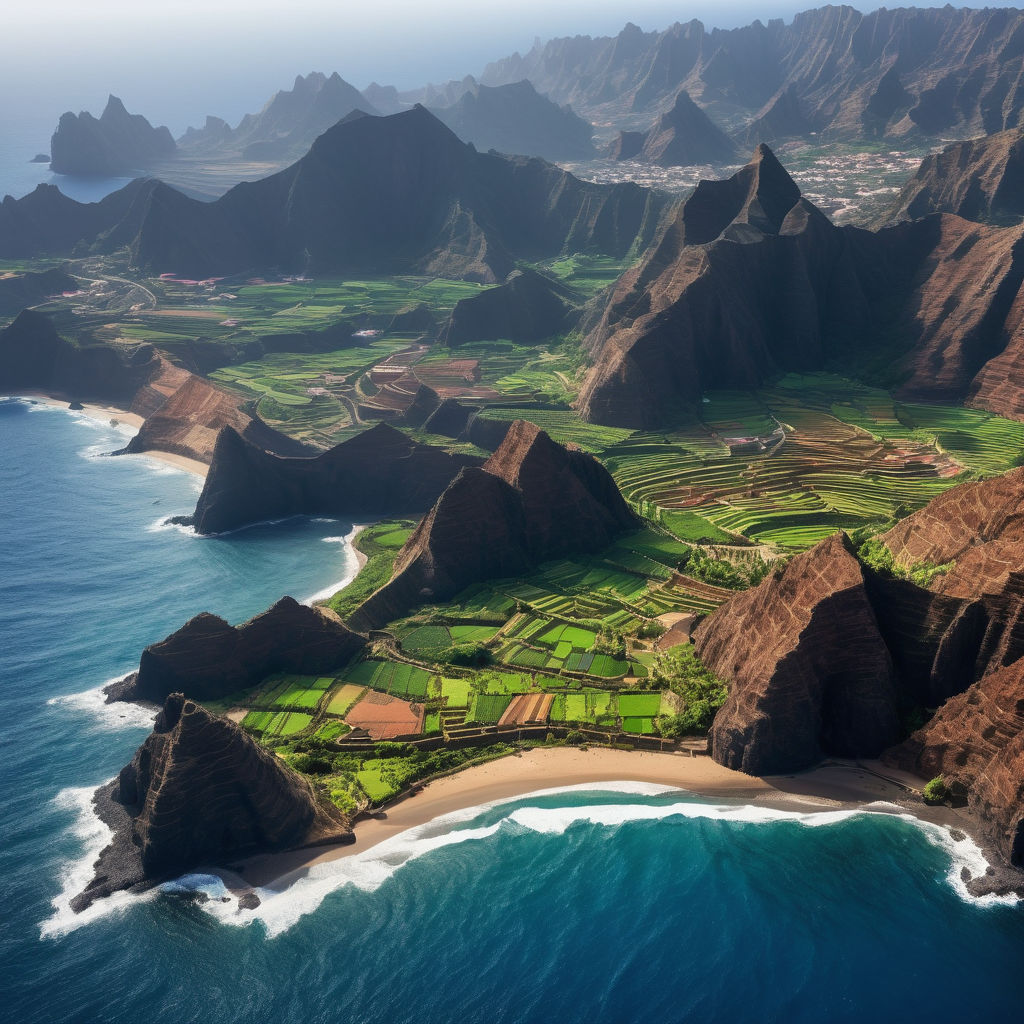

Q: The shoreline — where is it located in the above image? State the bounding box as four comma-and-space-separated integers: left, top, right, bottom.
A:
12, 392, 209, 478
234, 747, 987, 891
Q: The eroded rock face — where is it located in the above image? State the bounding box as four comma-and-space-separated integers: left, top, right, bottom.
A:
694, 534, 902, 774
882, 128, 1024, 226
350, 420, 637, 629
578, 144, 1024, 427
190, 422, 482, 534
108, 596, 366, 704
885, 659, 1024, 866
73, 694, 350, 910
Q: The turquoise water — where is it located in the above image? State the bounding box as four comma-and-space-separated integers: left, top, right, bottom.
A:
1, 396, 1024, 1023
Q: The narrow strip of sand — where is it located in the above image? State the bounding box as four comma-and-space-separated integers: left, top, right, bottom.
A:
15, 393, 208, 478
236, 747, 955, 889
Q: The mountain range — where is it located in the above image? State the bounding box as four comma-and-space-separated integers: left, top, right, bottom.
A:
578, 142, 1024, 427
484, 6, 1024, 143
3, 107, 668, 281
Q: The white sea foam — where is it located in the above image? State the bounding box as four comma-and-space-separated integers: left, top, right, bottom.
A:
42, 783, 1018, 940
40, 784, 156, 939
300, 526, 364, 604
46, 680, 157, 732
145, 516, 198, 536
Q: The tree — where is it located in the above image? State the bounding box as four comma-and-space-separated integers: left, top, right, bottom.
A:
651, 645, 728, 735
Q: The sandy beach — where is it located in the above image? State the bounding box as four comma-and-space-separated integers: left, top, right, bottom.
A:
18, 393, 209, 478
236, 747, 962, 889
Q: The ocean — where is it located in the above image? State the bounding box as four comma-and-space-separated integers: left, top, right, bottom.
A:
1, 396, 1023, 1022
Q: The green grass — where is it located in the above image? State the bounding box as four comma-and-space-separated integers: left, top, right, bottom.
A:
326, 520, 415, 620
617, 693, 663, 717
621, 716, 656, 735
440, 677, 473, 707
468, 693, 514, 724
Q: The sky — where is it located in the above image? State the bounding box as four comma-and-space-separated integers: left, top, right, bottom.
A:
3, 2, 1024, 132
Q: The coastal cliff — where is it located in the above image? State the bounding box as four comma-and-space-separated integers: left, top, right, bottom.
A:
694, 465, 1024, 871
0, 310, 305, 465
107, 596, 366, 704
189, 422, 482, 534
73, 694, 350, 910
350, 420, 637, 630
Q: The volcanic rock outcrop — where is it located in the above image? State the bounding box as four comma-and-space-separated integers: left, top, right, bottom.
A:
882, 128, 1024, 226
350, 420, 637, 629
695, 466, 1024, 868
694, 533, 903, 774
188, 421, 482, 534
430, 79, 595, 161
50, 95, 176, 176
439, 268, 579, 346
74, 694, 350, 910
107, 596, 366, 705
578, 143, 1024, 427
885, 658, 1024, 868
6, 107, 668, 282
609, 90, 736, 167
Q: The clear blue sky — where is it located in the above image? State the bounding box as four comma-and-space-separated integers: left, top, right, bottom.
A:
3, 3, 1022, 131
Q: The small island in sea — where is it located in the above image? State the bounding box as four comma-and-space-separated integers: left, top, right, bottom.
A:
4, 4, 1024, 1021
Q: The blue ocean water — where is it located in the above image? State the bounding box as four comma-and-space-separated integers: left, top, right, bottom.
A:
1, 396, 1023, 1023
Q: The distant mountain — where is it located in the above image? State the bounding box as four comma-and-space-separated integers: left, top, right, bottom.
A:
607, 89, 736, 166
1, 107, 669, 282
881, 128, 1024, 226
578, 144, 1024, 428
429, 79, 595, 161
179, 71, 379, 162
483, 6, 1024, 143
49, 95, 176, 176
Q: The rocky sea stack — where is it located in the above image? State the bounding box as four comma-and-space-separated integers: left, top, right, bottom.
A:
50, 95, 175, 176
74, 694, 351, 910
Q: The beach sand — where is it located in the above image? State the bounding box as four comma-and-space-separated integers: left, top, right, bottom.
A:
236, 747, 959, 889
22, 393, 208, 478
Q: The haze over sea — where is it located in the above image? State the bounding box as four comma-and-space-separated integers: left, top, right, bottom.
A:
0, 397, 1022, 1021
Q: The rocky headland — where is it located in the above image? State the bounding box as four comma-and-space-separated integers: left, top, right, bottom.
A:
73, 693, 351, 911
106, 596, 366, 705
693, 466, 1024, 875
0, 310, 305, 465
187, 421, 482, 535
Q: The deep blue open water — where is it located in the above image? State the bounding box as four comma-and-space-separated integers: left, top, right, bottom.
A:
1, 396, 1023, 1023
